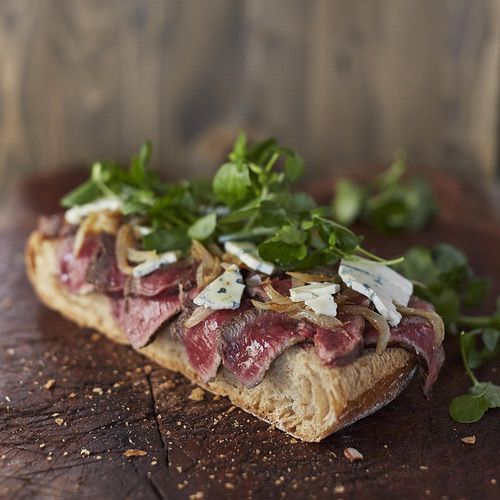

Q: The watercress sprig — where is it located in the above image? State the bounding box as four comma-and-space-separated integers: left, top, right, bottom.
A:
60, 134, 393, 270
396, 243, 500, 422
331, 151, 437, 233
449, 332, 500, 423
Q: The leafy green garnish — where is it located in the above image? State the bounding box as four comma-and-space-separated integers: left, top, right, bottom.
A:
395, 243, 499, 423
331, 152, 437, 233
60, 133, 391, 269
449, 332, 500, 423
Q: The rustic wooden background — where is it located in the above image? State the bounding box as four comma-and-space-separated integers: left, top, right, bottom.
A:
1, 0, 499, 192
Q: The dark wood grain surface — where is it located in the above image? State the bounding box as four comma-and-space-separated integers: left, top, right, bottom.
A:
1, 0, 500, 194
0, 170, 499, 500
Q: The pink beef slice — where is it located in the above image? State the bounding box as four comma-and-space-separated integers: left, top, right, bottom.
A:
181, 308, 243, 383
219, 309, 308, 388
127, 261, 194, 297
111, 291, 181, 349
58, 235, 99, 294
314, 312, 365, 367
363, 297, 445, 394
85, 233, 127, 293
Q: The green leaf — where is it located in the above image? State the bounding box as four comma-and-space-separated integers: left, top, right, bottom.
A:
470, 383, 500, 408
432, 288, 461, 326
275, 224, 307, 245
228, 132, 247, 162
482, 328, 500, 352
449, 394, 489, 423
258, 240, 307, 266
188, 212, 217, 241
283, 152, 304, 183
332, 179, 366, 226
142, 228, 191, 254
212, 162, 252, 206
61, 179, 101, 207
463, 277, 490, 307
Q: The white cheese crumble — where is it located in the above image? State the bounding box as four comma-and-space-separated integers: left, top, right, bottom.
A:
65, 198, 122, 225
224, 241, 275, 275
131, 251, 180, 277
338, 259, 413, 326
289, 282, 340, 302
193, 264, 245, 310
305, 294, 338, 317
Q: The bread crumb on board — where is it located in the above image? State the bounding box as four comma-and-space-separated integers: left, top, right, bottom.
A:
188, 387, 205, 401
461, 435, 476, 445
123, 449, 147, 458
344, 447, 364, 461
43, 379, 56, 390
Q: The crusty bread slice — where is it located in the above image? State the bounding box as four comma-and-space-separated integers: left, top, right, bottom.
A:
25, 230, 417, 442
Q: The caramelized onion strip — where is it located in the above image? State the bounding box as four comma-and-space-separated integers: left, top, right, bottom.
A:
191, 240, 222, 288
286, 271, 339, 284
342, 305, 391, 354
184, 306, 214, 328
115, 223, 136, 275
396, 305, 445, 346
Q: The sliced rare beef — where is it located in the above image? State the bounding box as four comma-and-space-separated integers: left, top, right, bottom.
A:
126, 260, 194, 297
181, 308, 243, 383
86, 233, 127, 293
219, 309, 312, 388
363, 297, 444, 394
58, 235, 99, 294
314, 312, 365, 367
111, 291, 181, 349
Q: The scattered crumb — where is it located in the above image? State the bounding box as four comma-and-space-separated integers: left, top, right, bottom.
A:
290, 438, 298, 444
224, 483, 235, 490
225, 406, 236, 415
123, 449, 147, 458
39, 443, 46, 449
383, 444, 388, 449
189, 492, 204, 500
90, 333, 101, 342
92, 387, 103, 395
69, 392, 76, 398
51, 413, 59, 417
177, 482, 187, 490
80, 448, 91, 457
2, 297, 13, 309
1, 455, 6, 460
425, 490, 431, 496
420, 465, 428, 471
54, 418, 64, 426
461, 435, 476, 445
143, 365, 152, 375
43, 379, 56, 390
491, 479, 497, 485
151, 460, 158, 466
63, 452, 68, 456
159, 380, 176, 390
275, 476, 285, 486
95, 455, 102, 460
334, 485, 345, 494
176, 466, 183, 473
188, 387, 205, 402
344, 447, 364, 462
47, 456, 52, 461
7, 348, 15, 356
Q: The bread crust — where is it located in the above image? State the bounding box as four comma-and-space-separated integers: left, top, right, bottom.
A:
25, 230, 417, 442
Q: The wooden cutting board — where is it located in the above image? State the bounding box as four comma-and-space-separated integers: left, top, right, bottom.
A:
0, 170, 499, 500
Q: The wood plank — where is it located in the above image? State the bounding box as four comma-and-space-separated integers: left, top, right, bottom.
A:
0, 0, 499, 187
